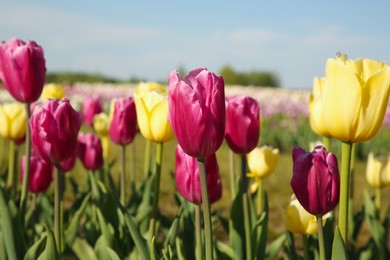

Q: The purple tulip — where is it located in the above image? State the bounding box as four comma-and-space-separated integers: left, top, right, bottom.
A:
175, 144, 222, 205
82, 96, 103, 126
30, 99, 82, 164
77, 133, 104, 170
109, 97, 137, 146
168, 68, 226, 158
60, 152, 76, 173
225, 96, 260, 154
291, 146, 340, 216
20, 155, 53, 193
0, 38, 46, 103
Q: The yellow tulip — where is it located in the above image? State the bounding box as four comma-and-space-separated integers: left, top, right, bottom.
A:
136, 82, 166, 96
366, 153, 390, 188
134, 90, 174, 143
41, 83, 65, 100
100, 136, 111, 160
93, 112, 110, 137
285, 196, 320, 235
322, 56, 390, 143
309, 77, 331, 137
0, 102, 26, 140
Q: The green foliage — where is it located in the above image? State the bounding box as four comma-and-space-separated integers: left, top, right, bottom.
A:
219, 65, 280, 87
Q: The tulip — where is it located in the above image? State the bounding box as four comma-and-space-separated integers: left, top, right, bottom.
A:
291, 146, 340, 216
60, 152, 76, 173
41, 83, 65, 100
322, 56, 390, 143
109, 97, 137, 145
0, 102, 26, 141
136, 81, 166, 95
168, 68, 226, 158
175, 144, 222, 205
93, 112, 110, 137
225, 96, 260, 154
366, 153, 390, 188
82, 96, 103, 126
30, 98, 82, 164
20, 155, 53, 193
134, 90, 174, 143
77, 133, 104, 170
309, 78, 331, 138
285, 196, 320, 235
0, 38, 46, 103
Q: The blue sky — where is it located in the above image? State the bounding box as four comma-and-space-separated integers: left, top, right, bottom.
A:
1, 1, 390, 88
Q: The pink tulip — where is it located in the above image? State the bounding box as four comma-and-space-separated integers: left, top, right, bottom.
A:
168, 68, 225, 158
60, 152, 76, 173
175, 144, 222, 205
0, 38, 46, 103
20, 155, 53, 193
30, 99, 82, 164
82, 96, 103, 126
291, 146, 340, 216
77, 133, 104, 170
109, 97, 137, 145
225, 96, 260, 154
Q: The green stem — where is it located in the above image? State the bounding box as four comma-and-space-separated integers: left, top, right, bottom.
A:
149, 142, 163, 241
241, 155, 252, 260
317, 216, 325, 260
6, 140, 15, 192
131, 141, 136, 191
120, 144, 126, 206
144, 139, 151, 179
195, 205, 203, 260
339, 142, 352, 244
256, 178, 264, 216
375, 188, 381, 211
54, 164, 63, 253
198, 158, 213, 260
348, 143, 356, 237
19, 103, 31, 214
322, 136, 331, 151
303, 235, 309, 260
229, 150, 236, 200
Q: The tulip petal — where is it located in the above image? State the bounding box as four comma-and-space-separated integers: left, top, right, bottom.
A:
150, 100, 174, 142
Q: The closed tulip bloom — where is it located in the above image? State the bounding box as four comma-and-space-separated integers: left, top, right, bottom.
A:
247, 146, 279, 179
291, 146, 340, 216
136, 82, 166, 95
82, 96, 103, 126
20, 155, 53, 193
168, 68, 225, 158
0, 38, 46, 103
322, 56, 390, 143
109, 97, 137, 145
0, 102, 26, 141
30, 99, 82, 164
285, 196, 320, 235
225, 96, 260, 154
77, 133, 103, 170
60, 152, 77, 173
366, 153, 390, 188
93, 112, 110, 137
41, 83, 65, 100
175, 145, 222, 205
134, 90, 174, 143
309, 78, 330, 137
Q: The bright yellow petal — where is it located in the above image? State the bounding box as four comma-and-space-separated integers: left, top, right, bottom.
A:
309, 77, 330, 137
366, 153, 384, 188
136, 82, 166, 96
0, 105, 9, 138
150, 100, 174, 142
10, 106, 26, 139
322, 58, 362, 142
134, 93, 153, 140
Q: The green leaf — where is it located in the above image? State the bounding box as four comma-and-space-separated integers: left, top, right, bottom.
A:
0, 230, 7, 260
24, 233, 47, 260
164, 206, 182, 248
0, 188, 17, 260
265, 233, 286, 260
175, 237, 186, 260
96, 207, 115, 247
105, 247, 121, 260
150, 236, 159, 260
65, 193, 91, 246
123, 210, 150, 260
215, 240, 238, 260
331, 227, 348, 260
253, 191, 268, 260
71, 237, 98, 260
38, 225, 60, 260
229, 183, 244, 259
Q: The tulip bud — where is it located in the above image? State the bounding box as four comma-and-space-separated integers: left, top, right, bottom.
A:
41, 83, 65, 100
168, 68, 225, 158
82, 96, 103, 126
366, 153, 390, 188
0, 102, 26, 141
0, 38, 46, 103
285, 196, 320, 235
93, 112, 110, 137
225, 96, 260, 154
109, 97, 137, 145
30, 99, 82, 164
20, 155, 53, 193
175, 145, 222, 205
291, 146, 340, 216
247, 146, 279, 179
77, 133, 104, 170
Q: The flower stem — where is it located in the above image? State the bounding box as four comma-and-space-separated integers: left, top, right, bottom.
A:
6, 140, 15, 192
54, 164, 63, 253
120, 144, 126, 206
339, 142, 352, 244
375, 188, 381, 211
241, 155, 252, 260
317, 216, 325, 260
144, 139, 152, 179
322, 136, 330, 151
198, 158, 213, 260
229, 150, 236, 200
256, 178, 264, 216
195, 205, 203, 260
131, 141, 136, 191
19, 103, 31, 214
149, 142, 163, 241
303, 235, 309, 260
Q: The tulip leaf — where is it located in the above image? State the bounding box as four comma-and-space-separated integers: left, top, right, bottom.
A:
0, 230, 6, 260
253, 191, 268, 260
175, 237, 186, 260
265, 233, 286, 260
229, 183, 244, 259
0, 188, 17, 260
65, 193, 91, 246
71, 237, 98, 260
150, 236, 160, 260
164, 206, 181, 248
38, 225, 60, 260
24, 233, 46, 260
215, 240, 238, 260
96, 207, 115, 247
123, 210, 150, 260
331, 227, 348, 260
105, 247, 121, 260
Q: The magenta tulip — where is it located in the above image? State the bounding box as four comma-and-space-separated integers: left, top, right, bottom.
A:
175, 144, 222, 205
20, 155, 53, 193
60, 152, 76, 173
82, 96, 103, 126
109, 97, 137, 145
168, 68, 226, 158
77, 133, 104, 170
225, 96, 260, 154
291, 146, 340, 216
0, 38, 46, 103
30, 99, 82, 164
